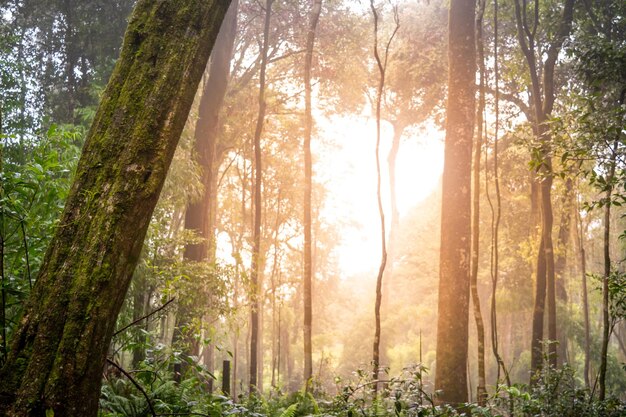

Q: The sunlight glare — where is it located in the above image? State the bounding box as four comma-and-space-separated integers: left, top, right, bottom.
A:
317, 116, 444, 277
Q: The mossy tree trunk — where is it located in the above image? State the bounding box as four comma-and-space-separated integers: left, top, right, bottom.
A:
434, 0, 475, 406
0, 0, 231, 415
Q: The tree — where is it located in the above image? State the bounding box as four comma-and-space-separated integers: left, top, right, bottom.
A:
471, 0, 487, 403
178, 0, 239, 386
369, 0, 399, 393
434, 0, 475, 406
303, 0, 323, 385
250, 0, 273, 393
512, 0, 575, 375
0, 0, 231, 414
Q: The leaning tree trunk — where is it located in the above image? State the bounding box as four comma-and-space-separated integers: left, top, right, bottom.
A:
435, 0, 475, 406
303, 0, 323, 385
0, 1, 231, 415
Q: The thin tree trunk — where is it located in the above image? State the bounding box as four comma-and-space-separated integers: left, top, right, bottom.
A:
257, 285, 264, 393
489, 0, 510, 389
471, 0, 487, 403
270, 194, 281, 390
435, 0, 475, 406
303, 0, 323, 386
369, 0, 398, 393
599, 139, 619, 401
0, 1, 231, 414
250, 0, 273, 393
543, 173, 557, 368
554, 179, 572, 366
382, 123, 403, 310
131, 274, 149, 367
531, 236, 547, 375
0, 107, 5, 367
576, 197, 591, 389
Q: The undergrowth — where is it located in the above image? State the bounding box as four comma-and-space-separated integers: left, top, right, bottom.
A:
99, 359, 626, 417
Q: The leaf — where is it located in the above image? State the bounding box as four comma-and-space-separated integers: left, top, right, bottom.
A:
279, 403, 298, 417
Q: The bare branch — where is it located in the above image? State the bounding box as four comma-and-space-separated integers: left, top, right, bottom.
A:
113, 298, 175, 337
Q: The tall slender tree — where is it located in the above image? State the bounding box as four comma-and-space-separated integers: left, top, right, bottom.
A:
369, 0, 399, 393
599, 137, 621, 401
250, 0, 273, 393
471, 0, 487, 403
488, 0, 509, 387
434, 0, 475, 406
303, 0, 323, 385
0, 0, 231, 414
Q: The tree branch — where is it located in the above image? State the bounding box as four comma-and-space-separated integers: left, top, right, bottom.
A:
106, 358, 157, 417
113, 297, 175, 337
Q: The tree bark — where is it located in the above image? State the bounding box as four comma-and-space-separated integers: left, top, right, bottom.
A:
250, 0, 273, 393
303, 0, 323, 386
435, 0, 475, 406
0, 0, 231, 415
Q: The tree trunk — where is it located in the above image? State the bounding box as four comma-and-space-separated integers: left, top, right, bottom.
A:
576, 200, 591, 388
543, 173, 557, 368
599, 140, 618, 401
0, 1, 231, 415
0, 107, 5, 366
184, 0, 238, 264
471, 0, 487, 403
369, 0, 397, 392
131, 273, 150, 368
250, 0, 273, 393
531, 236, 547, 375
554, 179, 572, 366
303, 0, 323, 386
181, 0, 238, 388
435, 0, 475, 406
513, 0, 575, 378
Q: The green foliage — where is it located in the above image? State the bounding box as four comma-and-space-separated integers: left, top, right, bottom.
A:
1, 124, 81, 359
490, 366, 626, 417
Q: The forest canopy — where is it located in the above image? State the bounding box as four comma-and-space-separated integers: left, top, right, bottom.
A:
0, 0, 625, 416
